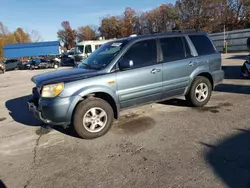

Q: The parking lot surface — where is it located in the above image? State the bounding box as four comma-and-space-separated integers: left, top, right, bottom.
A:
0, 54, 250, 188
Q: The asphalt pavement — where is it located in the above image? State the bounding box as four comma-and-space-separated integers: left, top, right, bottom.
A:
0, 54, 250, 188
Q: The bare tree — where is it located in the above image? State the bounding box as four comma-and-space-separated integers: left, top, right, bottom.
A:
57, 21, 76, 50
29, 30, 43, 42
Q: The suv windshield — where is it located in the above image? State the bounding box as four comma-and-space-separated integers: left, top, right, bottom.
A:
76, 46, 84, 54
78, 40, 128, 70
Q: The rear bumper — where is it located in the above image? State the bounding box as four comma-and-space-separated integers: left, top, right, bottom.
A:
212, 70, 224, 87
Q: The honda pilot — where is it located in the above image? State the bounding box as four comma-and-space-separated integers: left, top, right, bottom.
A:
28, 32, 224, 139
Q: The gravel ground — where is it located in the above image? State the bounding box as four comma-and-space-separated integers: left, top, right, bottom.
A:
0, 54, 250, 188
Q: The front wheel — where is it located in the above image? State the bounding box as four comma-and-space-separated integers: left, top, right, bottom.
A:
73, 97, 114, 139
54, 64, 59, 69
185, 76, 212, 107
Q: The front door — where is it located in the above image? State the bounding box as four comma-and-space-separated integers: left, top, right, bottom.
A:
116, 39, 162, 109
159, 36, 198, 99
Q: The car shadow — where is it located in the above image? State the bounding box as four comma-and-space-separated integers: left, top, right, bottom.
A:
5, 95, 42, 126
222, 65, 244, 79
159, 98, 188, 107
215, 83, 250, 94
5, 95, 81, 138
51, 125, 81, 139
225, 54, 249, 61
201, 129, 250, 188
0, 180, 7, 188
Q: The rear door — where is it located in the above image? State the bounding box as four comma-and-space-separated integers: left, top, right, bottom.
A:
160, 36, 198, 99
116, 39, 163, 109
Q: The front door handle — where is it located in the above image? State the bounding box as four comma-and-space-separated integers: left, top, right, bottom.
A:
189, 61, 198, 66
150, 68, 161, 74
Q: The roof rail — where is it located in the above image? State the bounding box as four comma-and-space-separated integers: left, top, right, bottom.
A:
172, 29, 198, 33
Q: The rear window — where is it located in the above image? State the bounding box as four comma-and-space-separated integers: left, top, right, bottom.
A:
189, 35, 216, 56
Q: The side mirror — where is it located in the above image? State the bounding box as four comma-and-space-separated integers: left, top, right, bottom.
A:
119, 59, 133, 70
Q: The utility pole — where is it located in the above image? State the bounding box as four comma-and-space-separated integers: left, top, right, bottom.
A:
223, 24, 227, 54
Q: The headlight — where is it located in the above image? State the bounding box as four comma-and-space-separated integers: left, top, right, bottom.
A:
41, 83, 64, 98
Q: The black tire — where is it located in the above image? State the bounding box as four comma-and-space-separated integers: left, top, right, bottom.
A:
241, 63, 250, 78
73, 97, 114, 139
185, 76, 212, 107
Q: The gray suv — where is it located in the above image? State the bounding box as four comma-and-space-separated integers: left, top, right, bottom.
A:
28, 32, 224, 139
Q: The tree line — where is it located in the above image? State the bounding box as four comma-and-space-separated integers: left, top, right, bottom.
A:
58, 0, 250, 50
0, 22, 42, 60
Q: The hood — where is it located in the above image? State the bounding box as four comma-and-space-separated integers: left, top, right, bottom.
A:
32, 68, 100, 86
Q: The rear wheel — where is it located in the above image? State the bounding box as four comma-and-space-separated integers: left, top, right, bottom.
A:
241, 63, 250, 78
185, 76, 212, 107
73, 97, 114, 139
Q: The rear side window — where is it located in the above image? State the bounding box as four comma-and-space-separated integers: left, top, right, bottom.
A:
160, 37, 185, 62
189, 35, 215, 55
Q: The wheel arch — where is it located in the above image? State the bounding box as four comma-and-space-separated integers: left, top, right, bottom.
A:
70, 90, 119, 122
185, 71, 214, 95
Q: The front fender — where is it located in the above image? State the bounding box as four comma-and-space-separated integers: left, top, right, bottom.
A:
75, 85, 119, 103
68, 85, 120, 118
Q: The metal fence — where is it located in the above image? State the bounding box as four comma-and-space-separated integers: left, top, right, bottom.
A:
209, 29, 250, 53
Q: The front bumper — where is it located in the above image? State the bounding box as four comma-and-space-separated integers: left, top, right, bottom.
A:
27, 95, 81, 126
28, 101, 51, 124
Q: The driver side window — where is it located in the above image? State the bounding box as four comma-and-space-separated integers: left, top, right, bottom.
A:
121, 39, 157, 70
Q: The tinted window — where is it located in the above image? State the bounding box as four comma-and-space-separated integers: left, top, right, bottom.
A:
122, 39, 157, 69
160, 37, 185, 62
95, 45, 101, 50
189, 35, 215, 55
77, 46, 84, 53
85, 45, 92, 54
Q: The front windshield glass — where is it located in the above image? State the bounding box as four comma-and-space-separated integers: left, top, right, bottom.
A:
76, 46, 84, 54
78, 40, 128, 70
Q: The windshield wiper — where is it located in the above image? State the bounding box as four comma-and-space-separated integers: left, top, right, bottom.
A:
81, 63, 100, 70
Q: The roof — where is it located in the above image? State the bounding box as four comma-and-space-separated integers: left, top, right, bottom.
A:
77, 39, 114, 46
113, 31, 208, 43
3, 41, 60, 58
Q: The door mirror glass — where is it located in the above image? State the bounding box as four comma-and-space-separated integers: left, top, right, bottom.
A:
119, 59, 133, 70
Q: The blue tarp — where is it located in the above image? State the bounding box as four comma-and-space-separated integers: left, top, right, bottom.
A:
3, 41, 60, 58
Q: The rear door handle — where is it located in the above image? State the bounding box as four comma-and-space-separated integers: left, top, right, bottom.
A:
189, 61, 198, 66
150, 68, 161, 74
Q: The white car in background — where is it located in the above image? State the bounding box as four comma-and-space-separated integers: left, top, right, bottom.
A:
74, 40, 114, 61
